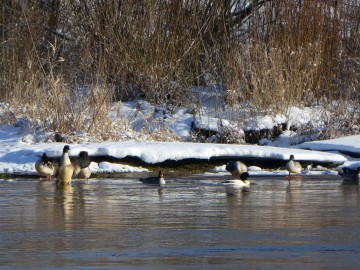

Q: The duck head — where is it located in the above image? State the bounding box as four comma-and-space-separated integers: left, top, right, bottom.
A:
226, 161, 235, 171
240, 172, 249, 180
63, 145, 70, 153
79, 151, 88, 158
41, 153, 49, 163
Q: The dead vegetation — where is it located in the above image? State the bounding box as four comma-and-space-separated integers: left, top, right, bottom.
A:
0, 0, 359, 142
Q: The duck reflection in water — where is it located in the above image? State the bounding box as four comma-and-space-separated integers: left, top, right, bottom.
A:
54, 184, 74, 228
340, 167, 360, 184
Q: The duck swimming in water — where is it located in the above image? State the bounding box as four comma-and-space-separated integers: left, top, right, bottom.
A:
139, 171, 165, 186
222, 172, 250, 194
222, 172, 250, 187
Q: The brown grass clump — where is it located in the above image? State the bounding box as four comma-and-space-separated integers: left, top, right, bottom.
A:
8, 76, 117, 142
225, 42, 323, 114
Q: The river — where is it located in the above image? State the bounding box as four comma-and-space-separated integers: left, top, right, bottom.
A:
0, 174, 359, 269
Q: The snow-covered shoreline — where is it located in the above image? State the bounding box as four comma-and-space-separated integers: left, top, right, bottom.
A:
1, 124, 359, 177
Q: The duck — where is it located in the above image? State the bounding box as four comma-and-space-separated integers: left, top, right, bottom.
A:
226, 161, 248, 179
285, 155, 302, 176
339, 166, 360, 182
139, 170, 165, 185
222, 172, 250, 187
35, 153, 57, 181
56, 145, 74, 186
73, 151, 91, 180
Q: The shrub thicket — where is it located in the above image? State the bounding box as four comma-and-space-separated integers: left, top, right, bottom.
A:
0, 0, 359, 140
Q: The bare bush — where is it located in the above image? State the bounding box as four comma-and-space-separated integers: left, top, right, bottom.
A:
0, 0, 359, 142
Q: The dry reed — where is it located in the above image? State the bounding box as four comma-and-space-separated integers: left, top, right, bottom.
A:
0, 0, 359, 141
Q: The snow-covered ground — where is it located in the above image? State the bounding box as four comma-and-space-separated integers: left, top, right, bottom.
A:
298, 135, 360, 157
0, 121, 359, 177
1, 91, 359, 177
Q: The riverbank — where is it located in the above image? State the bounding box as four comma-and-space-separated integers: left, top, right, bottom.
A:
1, 124, 359, 179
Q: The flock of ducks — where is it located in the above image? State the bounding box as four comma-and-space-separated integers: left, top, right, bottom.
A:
222, 155, 303, 190
35, 145, 91, 187
222, 155, 360, 193
36, 148, 360, 191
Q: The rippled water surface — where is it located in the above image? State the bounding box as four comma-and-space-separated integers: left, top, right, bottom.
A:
1, 174, 360, 269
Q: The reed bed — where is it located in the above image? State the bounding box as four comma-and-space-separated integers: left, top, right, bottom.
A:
0, 0, 359, 141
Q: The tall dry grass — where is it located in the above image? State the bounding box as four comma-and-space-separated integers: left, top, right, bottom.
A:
0, 0, 359, 141
224, 0, 359, 139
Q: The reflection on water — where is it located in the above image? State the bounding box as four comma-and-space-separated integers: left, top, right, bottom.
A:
1, 175, 360, 269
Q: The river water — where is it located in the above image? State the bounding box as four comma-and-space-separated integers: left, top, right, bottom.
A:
0, 174, 360, 269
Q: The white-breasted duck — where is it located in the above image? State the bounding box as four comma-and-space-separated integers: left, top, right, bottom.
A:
56, 145, 74, 186
286, 155, 302, 176
222, 172, 250, 187
35, 153, 57, 181
73, 151, 91, 180
139, 170, 165, 186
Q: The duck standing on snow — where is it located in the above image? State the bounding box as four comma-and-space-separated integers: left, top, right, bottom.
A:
226, 161, 248, 179
139, 170, 165, 186
286, 155, 302, 176
56, 145, 74, 186
339, 167, 360, 182
73, 151, 91, 180
35, 153, 57, 181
